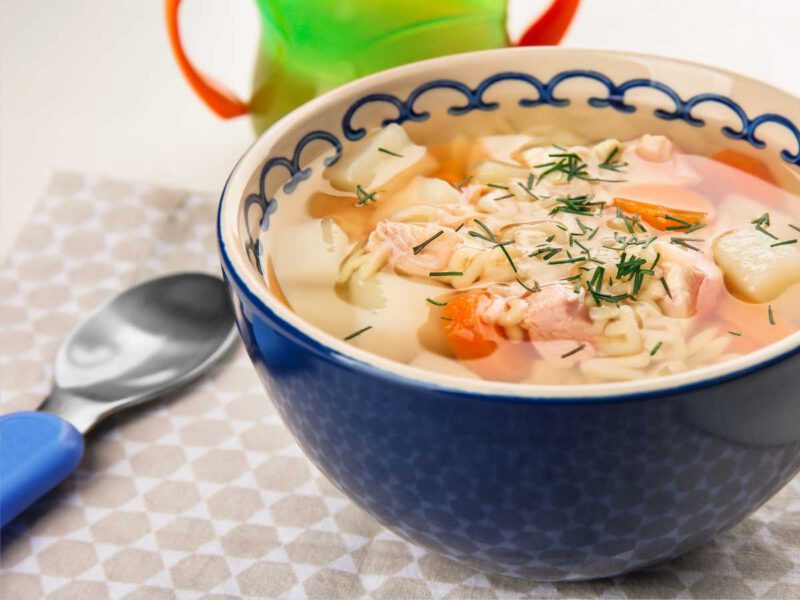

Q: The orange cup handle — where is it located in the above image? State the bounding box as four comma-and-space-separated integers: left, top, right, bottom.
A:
516, 0, 581, 46
165, 0, 250, 119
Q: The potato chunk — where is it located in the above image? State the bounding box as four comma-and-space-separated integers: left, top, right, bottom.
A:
326, 124, 428, 191
713, 227, 800, 303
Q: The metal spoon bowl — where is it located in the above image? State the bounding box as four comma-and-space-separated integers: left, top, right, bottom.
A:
0, 273, 237, 527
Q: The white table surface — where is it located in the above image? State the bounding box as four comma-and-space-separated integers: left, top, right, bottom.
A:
1, 0, 798, 261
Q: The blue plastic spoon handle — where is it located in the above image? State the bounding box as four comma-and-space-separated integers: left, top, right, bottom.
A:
0, 412, 84, 528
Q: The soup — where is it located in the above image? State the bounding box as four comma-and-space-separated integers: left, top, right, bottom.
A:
264, 123, 800, 384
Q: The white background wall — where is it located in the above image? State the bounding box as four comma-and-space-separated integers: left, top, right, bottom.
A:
1, 0, 798, 259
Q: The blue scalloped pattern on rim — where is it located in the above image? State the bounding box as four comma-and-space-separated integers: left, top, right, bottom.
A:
244, 69, 800, 274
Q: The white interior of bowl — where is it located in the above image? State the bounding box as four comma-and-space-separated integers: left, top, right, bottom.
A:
219, 47, 800, 400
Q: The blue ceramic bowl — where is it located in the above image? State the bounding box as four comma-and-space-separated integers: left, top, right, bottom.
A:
218, 48, 800, 580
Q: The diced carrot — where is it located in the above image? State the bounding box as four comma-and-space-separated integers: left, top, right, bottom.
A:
614, 183, 713, 215
441, 290, 497, 359
711, 149, 774, 184
613, 197, 707, 231
440, 290, 531, 381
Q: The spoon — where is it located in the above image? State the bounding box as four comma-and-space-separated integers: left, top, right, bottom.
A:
0, 273, 237, 527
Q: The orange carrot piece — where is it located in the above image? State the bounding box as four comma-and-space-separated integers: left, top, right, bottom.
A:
441, 290, 497, 360
440, 290, 531, 381
613, 197, 707, 231
712, 149, 774, 184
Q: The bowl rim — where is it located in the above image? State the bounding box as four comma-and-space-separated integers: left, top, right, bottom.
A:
218, 46, 800, 403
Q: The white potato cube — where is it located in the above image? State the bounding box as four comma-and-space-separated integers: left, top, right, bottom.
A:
271, 218, 350, 286
713, 227, 800, 303
347, 273, 445, 363
326, 124, 428, 191
472, 160, 529, 184
480, 134, 533, 163
393, 176, 461, 207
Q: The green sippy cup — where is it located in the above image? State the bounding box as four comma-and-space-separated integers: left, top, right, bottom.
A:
166, 0, 580, 132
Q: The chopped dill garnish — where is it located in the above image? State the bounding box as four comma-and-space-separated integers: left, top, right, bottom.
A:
630, 212, 647, 233
497, 244, 518, 272
729, 330, 742, 336
660, 276, 672, 299
526, 172, 535, 190
771, 239, 797, 248
665, 214, 691, 227
516, 278, 540, 293
412, 230, 444, 255
468, 230, 494, 243
588, 227, 600, 241
768, 304, 776, 325
377, 147, 403, 158
355, 184, 378, 206
344, 325, 372, 341
756, 225, 778, 240
440, 316, 454, 321
530, 247, 563, 260
426, 298, 448, 307
487, 183, 510, 190
551, 256, 587, 265
752, 213, 771, 227
589, 266, 605, 290
671, 237, 704, 252
574, 239, 590, 254
599, 146, 628, 172
791, 224, 800, 233
549, 194, 606, 217
453, 176, 472, 190
665, 214, 706, 233
561, 343, 587, 358
470, 219, 518, 272
651, 252, 661, 270
586, 265, 629, 306
615, 252, 649, 280
631, 271, 645, 296
473, 219, 496, 241
517, 181, 537, 198
454, 223, 465, 232
494, 193, 515, 201
650, 341, 663, 356
429, 271, 463, 277
546, 234, 556, 242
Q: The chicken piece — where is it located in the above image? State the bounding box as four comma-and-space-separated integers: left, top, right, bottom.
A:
655, 242, 723, 318
713, 226, 800, 303
365, 221, 460, 277
618, 137, 700, 187
522, 285, 595, 342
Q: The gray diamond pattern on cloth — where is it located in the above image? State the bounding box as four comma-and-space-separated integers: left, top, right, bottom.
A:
0, 172, 798, 599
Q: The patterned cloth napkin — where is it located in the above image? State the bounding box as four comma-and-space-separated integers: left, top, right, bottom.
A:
0, 172, 798, 600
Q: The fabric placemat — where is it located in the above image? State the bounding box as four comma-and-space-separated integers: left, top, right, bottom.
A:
0, 172, 798, 600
